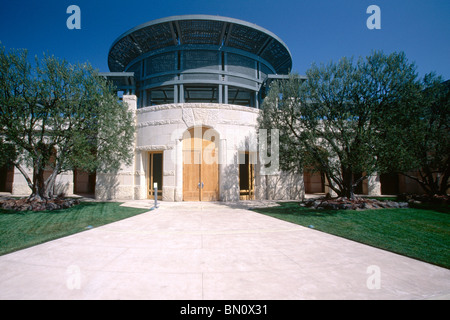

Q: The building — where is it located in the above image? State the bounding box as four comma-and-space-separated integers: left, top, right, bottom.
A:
97, 15, 305, 201
3, 15, 419, 200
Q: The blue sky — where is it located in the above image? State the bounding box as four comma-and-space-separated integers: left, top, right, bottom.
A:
0, 0, 449, 79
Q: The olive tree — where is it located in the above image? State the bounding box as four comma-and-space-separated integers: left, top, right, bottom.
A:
391, 74, 449, 195
259, 51, 421, 199
0, 46, 135, 201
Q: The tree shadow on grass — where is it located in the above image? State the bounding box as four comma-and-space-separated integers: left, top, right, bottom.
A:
252, 201, 344, 217
409, 202, 450, 214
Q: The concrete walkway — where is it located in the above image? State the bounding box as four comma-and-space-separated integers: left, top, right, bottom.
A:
0, 201, 449, 300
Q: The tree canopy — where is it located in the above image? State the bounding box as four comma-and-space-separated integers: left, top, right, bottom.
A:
0, 46, 135, 200
388, 74, 449, 195
259, 50, 448, 198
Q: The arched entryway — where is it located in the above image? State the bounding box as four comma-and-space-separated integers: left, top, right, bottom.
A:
182, 126, 219, 201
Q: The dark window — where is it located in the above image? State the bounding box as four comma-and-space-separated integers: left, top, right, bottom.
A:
228, 86, 255, 107
184, 85, 219, 103
149, 152, 163, 200
147, 87, 174, 105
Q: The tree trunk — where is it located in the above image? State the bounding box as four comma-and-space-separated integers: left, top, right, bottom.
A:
439, 163, 450, 195
341, 168, 355, 199
421, 167, 441, 196
45, 167, 61, 198
30, 165, 47, 201
342, 184, 355, 199
13, 162, 34, 191
323, 170, 341, 198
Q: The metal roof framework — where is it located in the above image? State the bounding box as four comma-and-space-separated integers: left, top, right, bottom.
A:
108, 15, 292, 75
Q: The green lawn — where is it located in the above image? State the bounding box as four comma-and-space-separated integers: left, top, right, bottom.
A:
0, 202, 149, 256
253, 202, 450, 269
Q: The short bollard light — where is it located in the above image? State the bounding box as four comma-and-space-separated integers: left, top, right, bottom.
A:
153, 182, 158, 209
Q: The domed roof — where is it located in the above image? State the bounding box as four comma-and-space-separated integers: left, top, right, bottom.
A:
108, 15, 292, 74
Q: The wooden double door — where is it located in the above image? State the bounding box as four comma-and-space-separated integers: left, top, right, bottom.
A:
183, 127, 219, 201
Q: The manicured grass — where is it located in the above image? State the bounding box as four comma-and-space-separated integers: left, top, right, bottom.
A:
0, 202, 149, 256
253, 202, 450, 269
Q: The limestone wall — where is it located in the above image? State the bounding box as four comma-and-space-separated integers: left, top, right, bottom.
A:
6, 97, 305, 201
109, 99, 306, 202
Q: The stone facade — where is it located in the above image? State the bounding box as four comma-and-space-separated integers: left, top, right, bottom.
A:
3, 95, 389, 201
93, 95, 305, 202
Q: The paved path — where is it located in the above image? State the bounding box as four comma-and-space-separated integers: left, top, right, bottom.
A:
0, 201, 449, 300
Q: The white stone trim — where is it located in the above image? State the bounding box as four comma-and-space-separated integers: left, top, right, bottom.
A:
135, 145, 175, 151
136, 103, 261, 115
137, 119, 183, 128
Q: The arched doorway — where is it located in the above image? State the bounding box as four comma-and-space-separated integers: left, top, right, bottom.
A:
182, 126, 219, 201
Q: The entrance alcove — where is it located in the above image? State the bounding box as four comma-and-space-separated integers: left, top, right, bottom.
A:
182, 126, 220, 201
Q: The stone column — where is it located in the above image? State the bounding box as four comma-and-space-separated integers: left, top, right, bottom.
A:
134, 151, 147, 200
175, 138, 183, 201
162, 148, 176, 201
220, 140, 239, 202
367, 173, 382, 196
